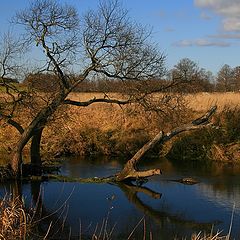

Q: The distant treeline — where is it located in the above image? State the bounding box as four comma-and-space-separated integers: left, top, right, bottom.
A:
21, 73, 212, 93
18, 60, 240, 93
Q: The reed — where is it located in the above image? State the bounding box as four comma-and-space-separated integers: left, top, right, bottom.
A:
0, 194, 32, 240
188, 229, 230, 240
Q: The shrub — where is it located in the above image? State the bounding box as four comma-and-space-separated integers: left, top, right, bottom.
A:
167, 107, 240, 163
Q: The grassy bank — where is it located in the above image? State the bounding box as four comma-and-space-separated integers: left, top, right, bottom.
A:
168, 106, 240, 163
1, 92, 240, 164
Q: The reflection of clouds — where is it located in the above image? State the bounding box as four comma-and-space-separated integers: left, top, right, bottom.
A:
198, 182, 240, 211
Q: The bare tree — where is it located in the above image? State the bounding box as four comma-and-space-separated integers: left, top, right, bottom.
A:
0, 0, 217, 182
170, 58, 200, 93
216, 64, 234, 92
0, 32, 28, 136
233, 66, 240, 91
1, 0, 166, 177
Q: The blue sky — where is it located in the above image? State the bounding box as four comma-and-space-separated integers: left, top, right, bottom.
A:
1, 0, 240, 74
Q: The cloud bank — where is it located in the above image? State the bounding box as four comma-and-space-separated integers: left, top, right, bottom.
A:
173, 39, 230, 47
194, 0, 240, 32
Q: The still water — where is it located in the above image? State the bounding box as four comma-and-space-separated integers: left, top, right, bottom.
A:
1, 157, 240, 239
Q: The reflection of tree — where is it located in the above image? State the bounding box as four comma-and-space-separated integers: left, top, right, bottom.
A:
11, 180, 22, 199
5, 180, 218, 239
118, 182, 213, 232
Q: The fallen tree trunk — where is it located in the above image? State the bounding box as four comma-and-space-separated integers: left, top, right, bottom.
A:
115, 106, 217, 182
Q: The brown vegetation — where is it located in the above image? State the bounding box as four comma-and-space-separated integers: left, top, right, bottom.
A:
168, 94, 240, 163
186, 92, 240, 112
0, 195, 37, 240
1, 92, 240, 166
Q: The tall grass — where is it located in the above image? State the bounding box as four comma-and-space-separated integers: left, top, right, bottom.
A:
186, 92, 240, 112
0, 195, 26, 239
1, 92, 240, 162
0, 194, 41, 240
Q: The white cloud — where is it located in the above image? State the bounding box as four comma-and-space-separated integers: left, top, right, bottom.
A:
173, 38, 230, 47
208, 33, 240, 39
165, 27, 175, 32
200, 12, 212, 20
223, 18, 240, 32
173, 40, 193, 47
194, 0, 240, 31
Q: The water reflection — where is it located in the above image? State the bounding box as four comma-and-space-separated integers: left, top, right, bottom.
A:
118, 182, 215, 239
1, 156, 240, 239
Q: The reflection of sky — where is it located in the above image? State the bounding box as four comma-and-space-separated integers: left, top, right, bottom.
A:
197, 182, 240, 237
29, 182, 144, 237
1, 158, 240, 238
60, 156, 122, 178
145, 178, 240, 237
198, 183, 239, 212
36, 158, 240, 238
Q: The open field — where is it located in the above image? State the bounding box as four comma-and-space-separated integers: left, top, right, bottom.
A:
1, 92, 240, 163
67, 91, 240, 111
186, 92, 240, 112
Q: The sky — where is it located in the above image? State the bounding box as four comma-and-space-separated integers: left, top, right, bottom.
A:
1, 0, 240, 75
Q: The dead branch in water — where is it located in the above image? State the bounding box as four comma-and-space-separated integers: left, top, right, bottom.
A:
115, 106, 217, 182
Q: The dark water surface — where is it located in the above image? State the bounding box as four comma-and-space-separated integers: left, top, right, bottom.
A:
1, 157, 240, 239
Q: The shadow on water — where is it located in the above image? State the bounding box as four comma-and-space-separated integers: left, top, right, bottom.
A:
1, 155, 240, 239
0, 181, 216, 239
117, 182, 215, 239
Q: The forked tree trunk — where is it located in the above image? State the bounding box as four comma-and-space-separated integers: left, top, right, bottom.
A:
11, 132, 40, 176
10, 92, 67, 177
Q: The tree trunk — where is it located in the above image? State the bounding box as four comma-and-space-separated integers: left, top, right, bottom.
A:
115, 106, 217, 182
11, 150, 23, 177
10, 92, 67, 177
11, 133, 31, 176
30, 128, 43, 175
115, 131, 164, 181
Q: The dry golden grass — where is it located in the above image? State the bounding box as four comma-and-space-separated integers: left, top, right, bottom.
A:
186, 92, 240, 112
189, 231, 230, 240
68, 91, 240, 112
0, 195, 31, 240
1, 92, 240, 161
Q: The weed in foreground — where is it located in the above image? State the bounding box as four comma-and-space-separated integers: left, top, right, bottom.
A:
0, 193, 52, 240
0, 194, 31, 240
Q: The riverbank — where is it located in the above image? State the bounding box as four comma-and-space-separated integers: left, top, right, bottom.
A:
1, 92, 240, 164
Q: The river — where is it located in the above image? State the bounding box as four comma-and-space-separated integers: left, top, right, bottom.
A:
1, 156, 240, 239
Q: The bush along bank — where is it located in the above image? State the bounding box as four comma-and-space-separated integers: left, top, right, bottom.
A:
41, 125, 152, 159
167, 107, 240, 164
